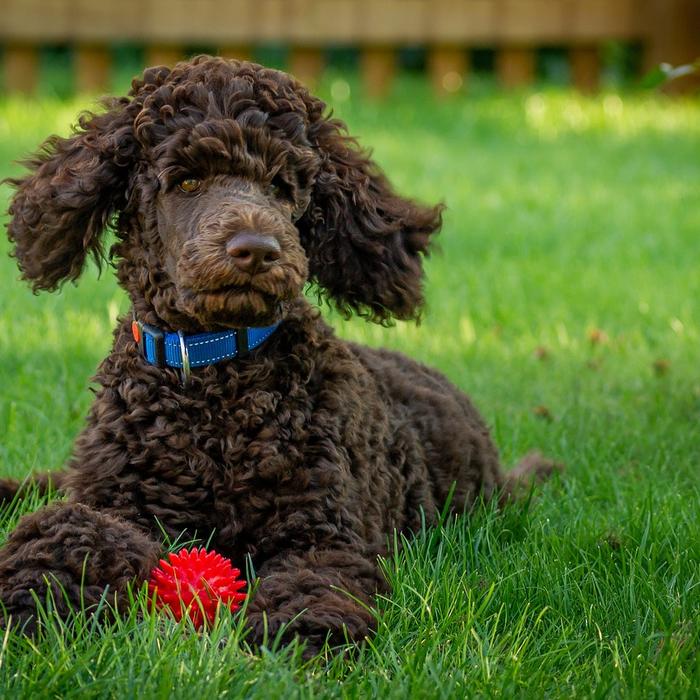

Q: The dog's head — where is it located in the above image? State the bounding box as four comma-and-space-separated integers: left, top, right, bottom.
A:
6, 56, 442, 330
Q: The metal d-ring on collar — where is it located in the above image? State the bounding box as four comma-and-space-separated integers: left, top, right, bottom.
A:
177, 330, 191, 385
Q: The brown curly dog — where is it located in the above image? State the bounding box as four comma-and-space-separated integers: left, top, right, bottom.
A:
1, 56, 558, 656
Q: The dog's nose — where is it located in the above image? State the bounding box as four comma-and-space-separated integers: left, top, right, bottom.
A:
226, 232, 281, 273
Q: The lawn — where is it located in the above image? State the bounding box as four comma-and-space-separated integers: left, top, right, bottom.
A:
0, 78, 699, 698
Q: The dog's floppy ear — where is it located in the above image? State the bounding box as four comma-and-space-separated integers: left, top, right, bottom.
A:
5, 98, 136, 292
299, 111, 443, 324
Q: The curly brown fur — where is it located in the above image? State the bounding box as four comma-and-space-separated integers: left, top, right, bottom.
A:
1, 56, 558, 655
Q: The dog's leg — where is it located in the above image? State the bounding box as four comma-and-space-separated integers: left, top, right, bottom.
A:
0, 501, 160, 633
246, 547, 384, 658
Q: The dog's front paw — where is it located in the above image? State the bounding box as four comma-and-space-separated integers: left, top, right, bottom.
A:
245, 589, 374, 659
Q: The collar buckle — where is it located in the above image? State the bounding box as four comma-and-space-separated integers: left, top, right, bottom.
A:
134, 319, 165, 368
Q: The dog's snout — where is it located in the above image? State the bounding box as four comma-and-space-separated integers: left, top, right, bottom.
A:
226, 232, 282, 274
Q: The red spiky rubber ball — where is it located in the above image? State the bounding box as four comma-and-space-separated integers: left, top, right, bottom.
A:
149, 547, 247, 629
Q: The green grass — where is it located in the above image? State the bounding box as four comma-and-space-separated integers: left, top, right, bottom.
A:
0, 79, 699, 698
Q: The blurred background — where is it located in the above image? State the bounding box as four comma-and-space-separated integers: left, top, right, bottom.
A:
0, 0, 698, 98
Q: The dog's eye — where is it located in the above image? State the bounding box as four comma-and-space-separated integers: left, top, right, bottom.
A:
178, 178, 202, 193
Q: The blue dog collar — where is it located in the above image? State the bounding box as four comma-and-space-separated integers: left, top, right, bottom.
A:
132, 317, 279, 382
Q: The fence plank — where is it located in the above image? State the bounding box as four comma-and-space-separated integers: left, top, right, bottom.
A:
286, 0, 359, 44
359, 0, 428, 43
570, 45, 599, 93
145, 46, 184, 69
75, 44, 110, 93
497, 0, 567, 42
254, 0, 286, 43
429, 46, 468, 96
289, 48, 324, 88
4, 44, 39, 94
361, 47, 395, 98
428, 1, 495, 42
569, 0, 641, 39
497, 47, 536, 88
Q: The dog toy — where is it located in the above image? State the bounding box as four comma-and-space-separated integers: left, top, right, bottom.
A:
149, 547, 247, 629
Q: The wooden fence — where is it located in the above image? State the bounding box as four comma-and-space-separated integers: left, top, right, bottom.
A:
1, 0, 699, 96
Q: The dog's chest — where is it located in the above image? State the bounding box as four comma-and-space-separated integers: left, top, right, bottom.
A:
70, 362, 317, 549
191, 383, 311, 480
138, 374, 313, 533
205, 390, 310, 551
